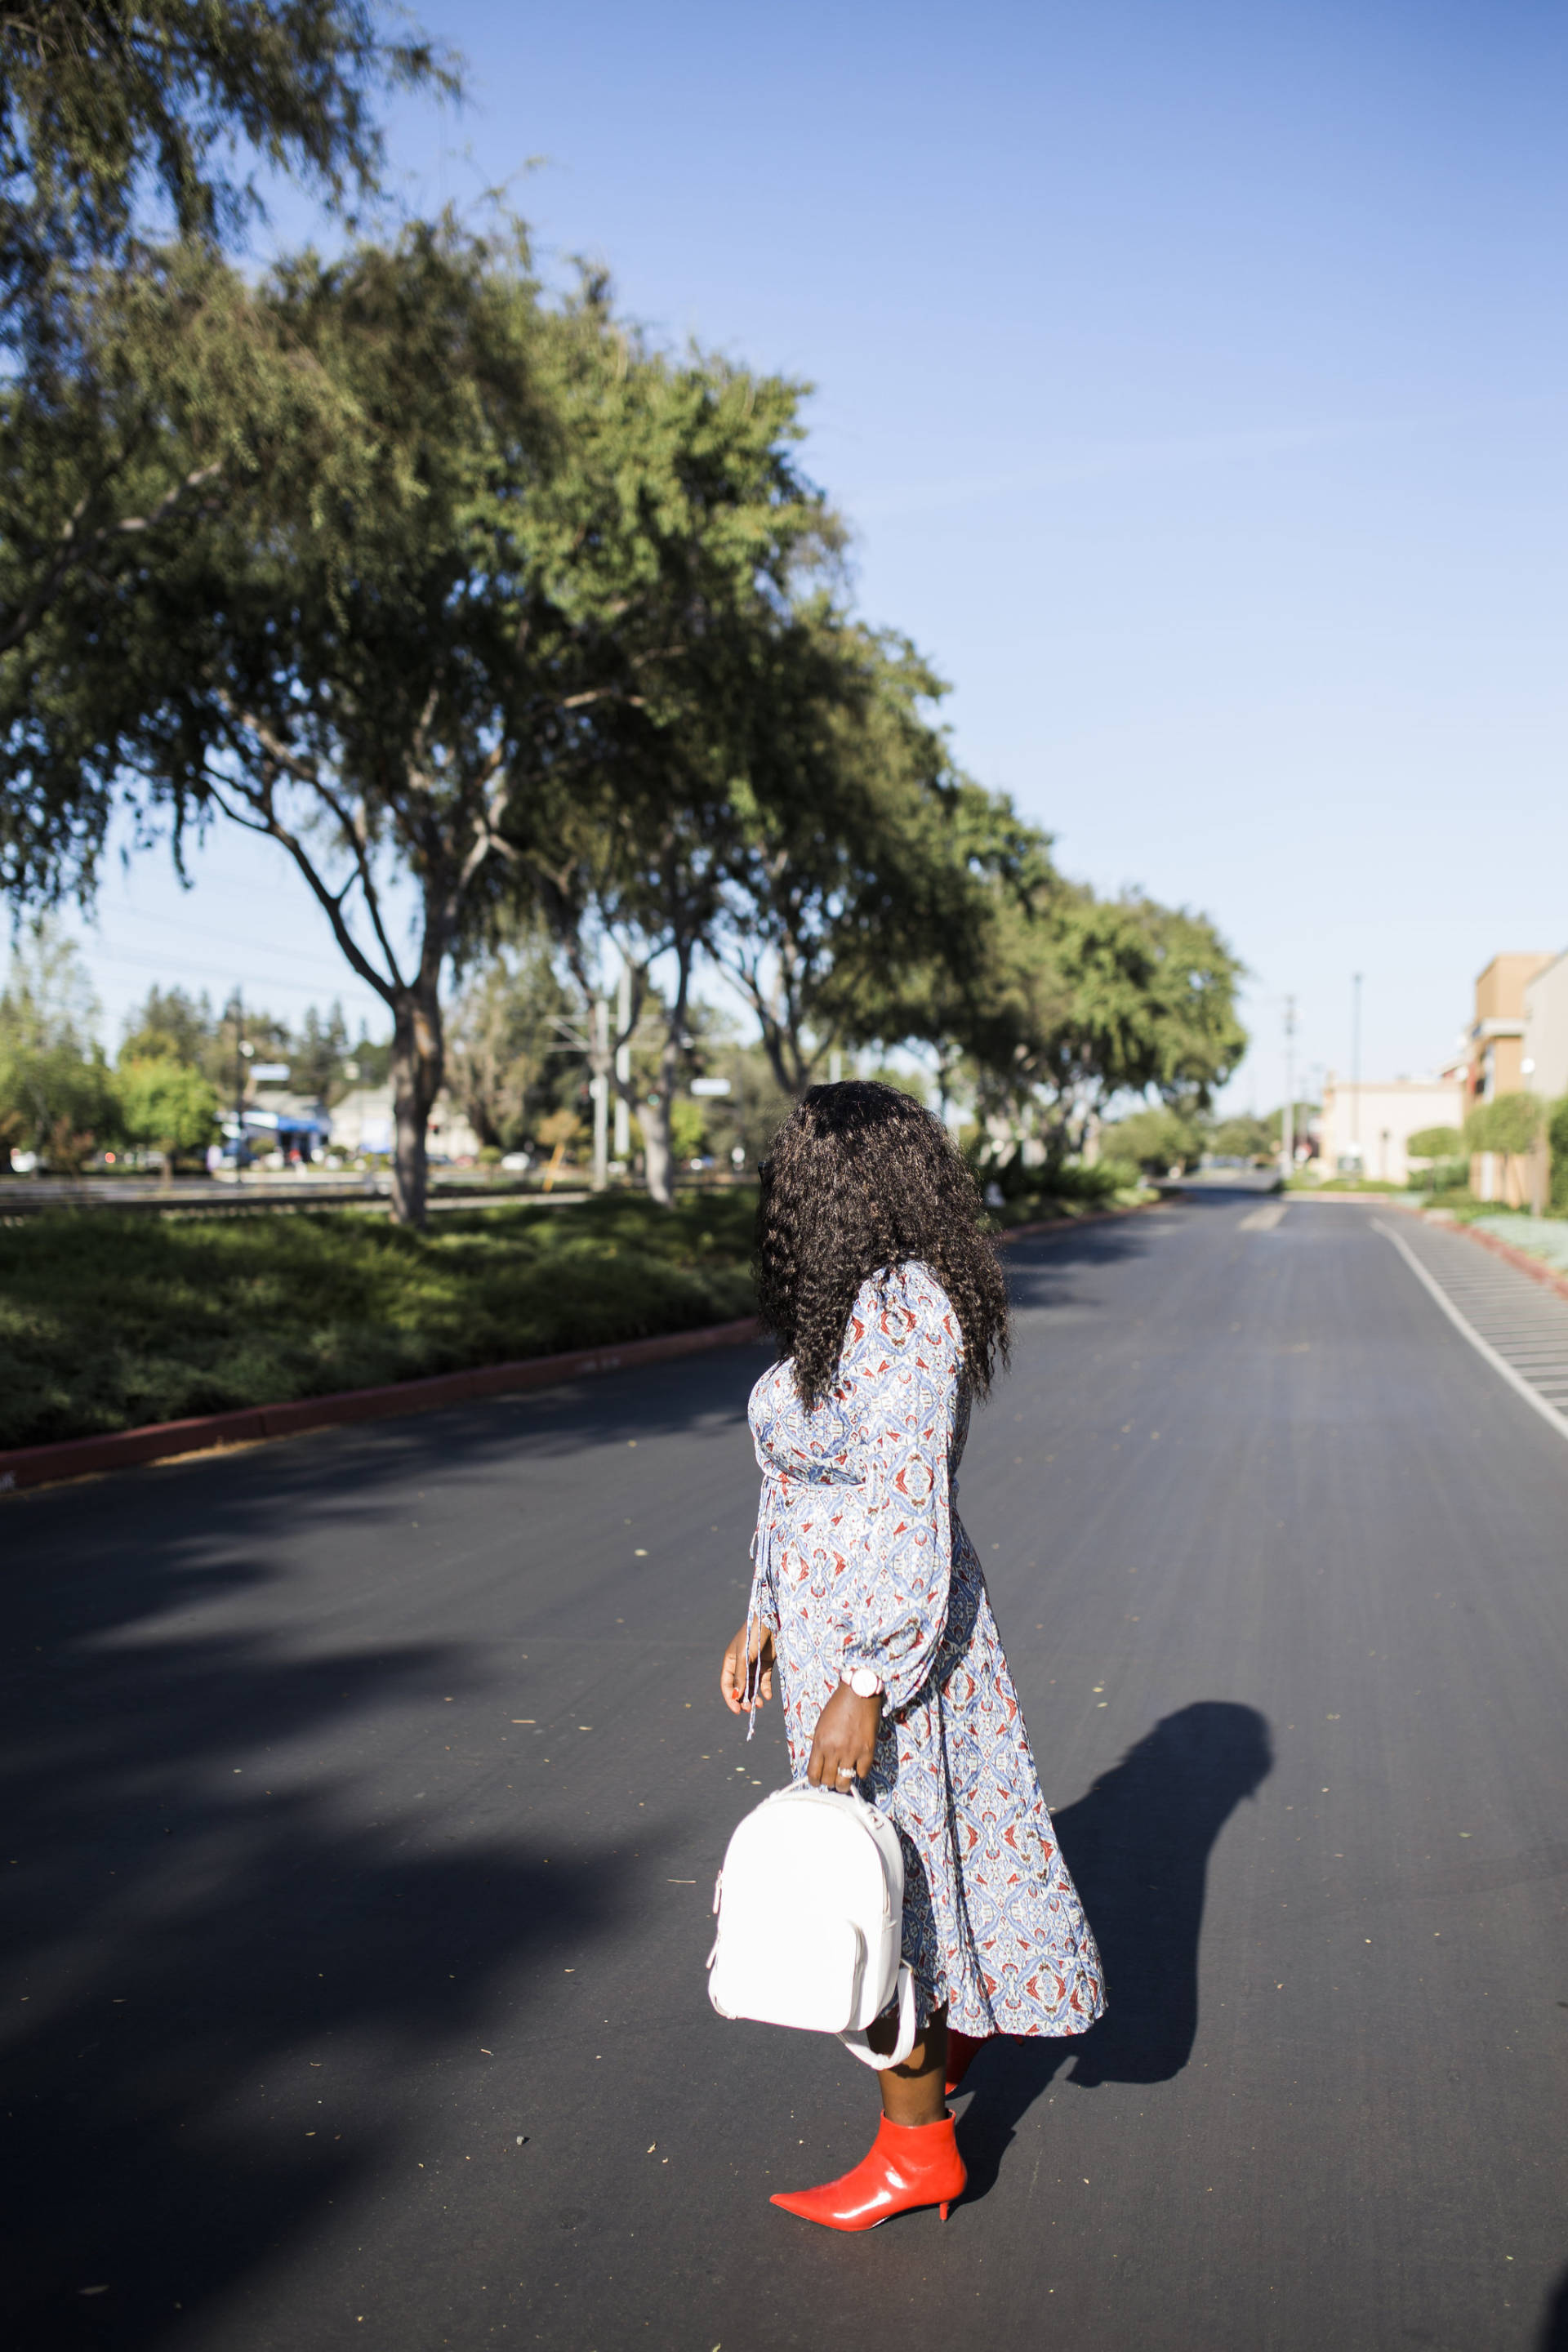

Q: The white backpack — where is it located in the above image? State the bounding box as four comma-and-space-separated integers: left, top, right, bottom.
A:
706, 1784, 917, 2069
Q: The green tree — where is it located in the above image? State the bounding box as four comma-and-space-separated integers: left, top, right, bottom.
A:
0, 5, 453, 902
711, 624, 1011, 1100
289, 1000, 352, 1102
0, 1, 453, 604
116, 1053, 219, 1178
121, 982, 216, 1067
1101, 1102, 1203, 1174
0, 918, 116, 1165
939, 878, 1245, 1168
1406, 1125, 1463, 1163
15, 224, 853, 1221
1463, 1094, 1543, 1155
1549, 1097, 1568, 1214
448, 927, 575, 1152
1209, 1113, 1275, 1161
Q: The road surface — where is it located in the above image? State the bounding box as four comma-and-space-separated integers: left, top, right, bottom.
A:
4, 1192, 1566, 2351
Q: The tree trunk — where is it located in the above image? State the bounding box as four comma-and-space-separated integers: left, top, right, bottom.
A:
642, 955, 693, 1209
389, 984, 444, 1228
642, 1063, 675, 1206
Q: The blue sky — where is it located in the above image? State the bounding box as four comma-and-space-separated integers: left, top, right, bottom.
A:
61, 0, 1568, 1107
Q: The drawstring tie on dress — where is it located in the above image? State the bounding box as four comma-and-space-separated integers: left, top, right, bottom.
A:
742, 1485, 780, 1741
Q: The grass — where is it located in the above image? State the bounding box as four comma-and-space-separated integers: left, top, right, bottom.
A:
990, 1165, 1154, 1227
0, 1192, 760, 1451
1284, 1174, 1409, 1194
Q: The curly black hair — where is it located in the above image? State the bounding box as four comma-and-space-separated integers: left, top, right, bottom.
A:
754, 1080, 1009, 1408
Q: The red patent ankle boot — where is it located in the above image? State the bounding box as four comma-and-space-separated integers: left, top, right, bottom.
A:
770, 2112, 966, 2231
943, 2028, 991, 2096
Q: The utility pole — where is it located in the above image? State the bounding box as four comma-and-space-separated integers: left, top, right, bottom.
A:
1351, 973, 1363, 1161
1282, 996, 1296, 1175
233, 990, 251, 1183
613, 959, 630, 1165
590, 996, 609, 1192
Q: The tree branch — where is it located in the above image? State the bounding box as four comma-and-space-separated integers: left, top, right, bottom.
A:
200, 766, 401, 1009
0, 461, 225, 657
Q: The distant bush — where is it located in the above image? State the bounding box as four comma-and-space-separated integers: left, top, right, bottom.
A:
1098, 1103, 1200, 1173
1463, 1094, 1543, 1155
1551, 1096, 1568, 1214
1407, 1125, 1463, 1162
990, 1158, 1149, 1226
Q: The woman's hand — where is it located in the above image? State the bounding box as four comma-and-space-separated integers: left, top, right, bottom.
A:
808, 1680, 882, 1788
720, 1619, 775, 1715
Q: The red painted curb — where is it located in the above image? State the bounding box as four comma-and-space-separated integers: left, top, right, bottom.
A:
0, 1316, 762, 1496
1436, 1217, 1568, 1306
0, 1197, 1159, 1499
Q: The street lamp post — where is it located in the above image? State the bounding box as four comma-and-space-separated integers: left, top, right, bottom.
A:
233, 991, 254, 1184
1351, 973, 1363, 1165
1282, 996, 1296, 1176
590, 996, 609, 1193
613, 960, 630, 1165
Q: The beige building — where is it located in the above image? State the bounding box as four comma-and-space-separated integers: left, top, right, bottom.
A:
1317, 1076, 1466, 1184
1463, 952, 1554, 1106
1522, 948, 1568, 1104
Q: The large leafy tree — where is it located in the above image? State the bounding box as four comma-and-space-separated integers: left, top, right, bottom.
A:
0, 2, 453, 901
710, 617, 1014, 1098
938, 875, 1245, 1165
0, 919, 118, 1165
11, 225, 851, 1223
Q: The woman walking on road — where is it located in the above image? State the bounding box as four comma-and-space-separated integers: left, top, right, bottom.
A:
719, 1081, 1105, 2230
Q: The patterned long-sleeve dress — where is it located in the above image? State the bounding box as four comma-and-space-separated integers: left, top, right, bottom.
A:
744, 1258, 1106, 2040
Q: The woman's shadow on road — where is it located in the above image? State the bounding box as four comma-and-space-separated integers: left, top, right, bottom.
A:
958, 1700, 1274, 2199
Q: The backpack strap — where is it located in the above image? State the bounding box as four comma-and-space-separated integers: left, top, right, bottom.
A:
837, 1962, 917, 2071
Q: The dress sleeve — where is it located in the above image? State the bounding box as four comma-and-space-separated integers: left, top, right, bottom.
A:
839, 1267, 963, 1713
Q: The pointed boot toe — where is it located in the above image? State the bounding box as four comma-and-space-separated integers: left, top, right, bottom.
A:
768, 2113, 965, 2231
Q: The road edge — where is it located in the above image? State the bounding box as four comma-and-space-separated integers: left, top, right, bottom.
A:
0, 1316, 764, 1497
1428, 1213, 1568, 1307
0, 1196, 1159, 1498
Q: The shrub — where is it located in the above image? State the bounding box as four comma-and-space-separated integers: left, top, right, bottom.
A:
1550, 1095, 1568, 1214
1407, 1125, 1463, 1162
0, 1190, 760, 1450
1463, 1094, 1543, 1156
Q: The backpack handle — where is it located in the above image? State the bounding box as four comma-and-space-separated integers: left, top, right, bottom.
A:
838, 1962, 917, 2072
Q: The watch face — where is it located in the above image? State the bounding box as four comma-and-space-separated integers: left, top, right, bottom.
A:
852, 1668, 879, 1698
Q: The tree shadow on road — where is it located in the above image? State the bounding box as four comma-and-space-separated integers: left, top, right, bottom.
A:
0, 1502, 651, 2352
956, 1701, 1274, 2201
1000, 1216, 1162, 1316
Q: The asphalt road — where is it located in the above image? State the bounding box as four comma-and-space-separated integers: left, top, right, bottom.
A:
5, 1192, 1567, 2352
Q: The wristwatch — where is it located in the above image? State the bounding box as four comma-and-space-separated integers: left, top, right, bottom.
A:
843, 1665, 883, 1700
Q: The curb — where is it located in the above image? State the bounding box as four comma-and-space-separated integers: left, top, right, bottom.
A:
1430, 1214, 1568, 1307
0, 1316, 763, 1498
996, 1196, 1162, 1242
0, 1196, 1160, 1500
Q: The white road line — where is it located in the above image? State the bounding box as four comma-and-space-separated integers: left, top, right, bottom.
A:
1238, 1201, 1288, 1232
1374, 1220, 1568, 1449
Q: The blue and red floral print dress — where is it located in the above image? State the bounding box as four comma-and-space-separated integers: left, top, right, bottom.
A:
745, 1258, 1106, 2040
